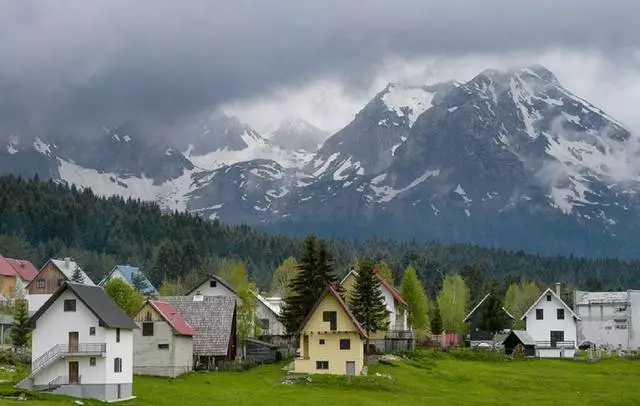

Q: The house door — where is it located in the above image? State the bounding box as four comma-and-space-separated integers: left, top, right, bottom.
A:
550, 331, 564, 348
346, 361, 356, 376
68, 361, 79, 384
68, 331, 79, 352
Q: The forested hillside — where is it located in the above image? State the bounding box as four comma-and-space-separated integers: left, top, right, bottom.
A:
0, 175, 639, 293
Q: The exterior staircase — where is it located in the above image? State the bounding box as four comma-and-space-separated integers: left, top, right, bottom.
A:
29, 343, 107, 377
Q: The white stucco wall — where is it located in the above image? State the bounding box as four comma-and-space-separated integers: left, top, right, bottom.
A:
190, 279, 236, 298
525, 291, 577, 347
133, 321, 193, 376
254, 300, 285, 336
104, 328, 133, 384
629, 290, 640, 349
575, 301, 630, 348
27, 293, 52, 313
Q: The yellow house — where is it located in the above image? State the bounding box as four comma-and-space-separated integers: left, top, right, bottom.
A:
294, 285, 367, 376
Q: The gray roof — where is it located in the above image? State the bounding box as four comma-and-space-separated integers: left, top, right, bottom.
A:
158, 295, 236, 356
30, 282, 138, 330
50, 259, 95, 286
574, 290, 629, 306
505, 330, 536, 346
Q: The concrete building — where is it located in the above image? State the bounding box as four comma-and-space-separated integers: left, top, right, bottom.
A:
294, 285, 366, 376
133, 299, 194, 377
522, 283, 579, 358
19, 282, 137, 402
573, 290, 640, 350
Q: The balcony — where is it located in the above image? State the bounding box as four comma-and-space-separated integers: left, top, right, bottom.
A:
535, 341, 575, 349
386, 330, 414, 339
31, 343, 106, 376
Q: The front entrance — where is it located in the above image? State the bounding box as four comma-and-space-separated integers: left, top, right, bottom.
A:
68, 361, 79, 384
68, 331, 79, 352
346, 361, 356, 376
550, 331, 564, 348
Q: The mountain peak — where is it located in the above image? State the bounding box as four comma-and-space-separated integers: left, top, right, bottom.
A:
269, 117, 328, 152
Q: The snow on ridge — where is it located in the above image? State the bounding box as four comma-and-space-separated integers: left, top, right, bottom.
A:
332, 157, 362, 181
382, 84, 435, 126
33, 138, 52, 156
313, 152, 340, 177
371, 169, 440, 203
6, 143, 18, 154
391, 136, 408, 156
454, 184, 472, 204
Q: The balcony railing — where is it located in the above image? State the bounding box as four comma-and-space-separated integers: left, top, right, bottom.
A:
31, 343, 106, 376
536, 340, 575, 349
386, 330, 414, 339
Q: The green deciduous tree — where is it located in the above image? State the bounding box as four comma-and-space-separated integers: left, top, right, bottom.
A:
349, 260, 388, 354
504, 281, 541, 329
400, 265, 429, 334
11, 299, 30, 349
158, 277, 185, 296
104, 278, 144, 317
378, 260, 394, 285
437, 274, 469, 334
269, 257, 298, 297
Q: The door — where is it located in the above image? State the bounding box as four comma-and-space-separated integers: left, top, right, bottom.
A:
68, 331, 79, 352
68, 361, 79, 384
550, 331, 564, 348
346, 361, 356, 376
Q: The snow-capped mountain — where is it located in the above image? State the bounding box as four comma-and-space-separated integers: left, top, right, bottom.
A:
268, 118, 329, 153
3, 66, 640, 257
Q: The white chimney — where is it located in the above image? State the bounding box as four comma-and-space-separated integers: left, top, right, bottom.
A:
555, 282, 561, 296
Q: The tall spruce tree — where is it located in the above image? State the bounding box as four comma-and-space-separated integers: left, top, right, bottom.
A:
431, 300, 443, 335
349, 260, 388, 354
70, 265, 85, 283
11, 299, 30, 348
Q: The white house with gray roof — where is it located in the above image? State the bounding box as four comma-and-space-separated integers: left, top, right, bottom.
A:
252, 291, 286, 337
185, 275, 237, 298
574, 289, 640, 350
19, 282, 138, 402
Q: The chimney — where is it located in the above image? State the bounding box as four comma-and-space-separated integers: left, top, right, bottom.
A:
555, 282, 561, 296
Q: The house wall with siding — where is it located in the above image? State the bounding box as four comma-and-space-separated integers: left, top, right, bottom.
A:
190, 279, 235, 297
28, 262, 65, 294
254, 299, 285, 336
295, 293, 365, 375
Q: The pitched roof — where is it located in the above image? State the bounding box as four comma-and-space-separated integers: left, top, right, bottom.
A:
463, 293, 515, 322
49, 259, 95, 286
5, 258, 38, 281
99, 265, 158, 295
503, 330, 536, 346
251, 291, 281, 316
147, 300, 194, 336
297, 285, 367, 338
185, 275, 237, 296
520, 288, 580, 321
0, 255, 16, 276
341, 267, 408, 306
158, 295, 236, 356
574, 290, 629, 306
30, 282, 138, 330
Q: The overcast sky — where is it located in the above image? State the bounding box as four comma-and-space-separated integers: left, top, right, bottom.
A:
1, 0, 639, 139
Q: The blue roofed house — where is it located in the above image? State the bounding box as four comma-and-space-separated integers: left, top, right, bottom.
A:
99, 266, 158, 296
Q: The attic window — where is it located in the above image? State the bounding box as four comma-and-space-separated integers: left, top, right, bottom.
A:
546, 294, 552, 302
322, 311, 337, 331
557, 309, 565, 320
64, 299, 76, 312
536, 309, 544, 320
259, 319, 269, 331
36, 280, 45, 289
210, 280, 217, 288
142, 322, 154, 336
89, 327, 96, 336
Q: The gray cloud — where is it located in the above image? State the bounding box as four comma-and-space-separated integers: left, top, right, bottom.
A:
1, 0, 639, 139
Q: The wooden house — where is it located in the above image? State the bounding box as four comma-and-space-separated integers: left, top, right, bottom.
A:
502, 330, 536, 357
27, 258, 94, 313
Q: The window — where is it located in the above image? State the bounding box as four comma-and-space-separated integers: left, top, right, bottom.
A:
116, 328, 120, 343
340, 339, 351, 350
210, 280, 217, 288
114, 357, 122, 373
557, 309, 565, 320
616, 324, 628, 330
546, 294, 552, 302
316, 361, 329, 370
36, 280, 45, 289
64, 299, 76, 312
142, 322, 154, 336
322, 311, 337, 331
550, 331, 564, 348
158, 344, 170, 350
259, 319, 269, 331
89, 327, 96, 336
319, 339, 325, 345
89, 357, 96, 366
536, 309, 543, 320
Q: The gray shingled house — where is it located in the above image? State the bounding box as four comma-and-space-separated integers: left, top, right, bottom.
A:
158, 295, 237, 369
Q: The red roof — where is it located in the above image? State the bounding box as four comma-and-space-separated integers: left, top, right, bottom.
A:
297, 285, 368, 338
0, 256, 14, 277
148, 300, 194, 336
373, 267, 408, 306
5, 258, 38, 281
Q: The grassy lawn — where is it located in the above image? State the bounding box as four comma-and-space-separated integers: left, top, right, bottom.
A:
1, 350, 639, 405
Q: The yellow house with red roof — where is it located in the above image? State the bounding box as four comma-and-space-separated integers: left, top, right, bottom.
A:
294, 285, 367, 376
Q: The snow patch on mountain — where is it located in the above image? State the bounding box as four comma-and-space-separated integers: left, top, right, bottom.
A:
371, 169, 440, 203
34, 138, 53, 156
382, 83, 435, 126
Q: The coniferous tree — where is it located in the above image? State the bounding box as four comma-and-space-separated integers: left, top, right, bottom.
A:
349, 260, 388, 354
131, 272, 148, 293
315, 240, 339, 294
11, 299, 30, 349
479, 281, 508, 341
70, 265, 85, 283
430, 300, 443, 335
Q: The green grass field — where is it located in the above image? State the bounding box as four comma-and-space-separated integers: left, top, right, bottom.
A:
1, 351, 639, 405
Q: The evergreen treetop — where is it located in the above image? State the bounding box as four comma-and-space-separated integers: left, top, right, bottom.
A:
11, 299, 31, 349
349, 260, 388, 339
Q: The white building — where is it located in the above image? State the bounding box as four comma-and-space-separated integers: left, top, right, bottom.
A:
573, 290, 640, 350
522, 283, 579, 358
185, 275, 236, 298
19, 282, 138, 402
252, 291, 286, 337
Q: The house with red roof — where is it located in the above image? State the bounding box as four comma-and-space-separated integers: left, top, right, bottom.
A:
132, 299, 194, 377
293, 285, 367, 376
0, 254, 38, 299
341, 266, 412, 350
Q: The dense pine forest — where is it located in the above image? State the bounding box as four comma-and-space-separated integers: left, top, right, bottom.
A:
0, 175, 639, 294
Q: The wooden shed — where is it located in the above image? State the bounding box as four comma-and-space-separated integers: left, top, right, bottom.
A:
502, 330, 536, 357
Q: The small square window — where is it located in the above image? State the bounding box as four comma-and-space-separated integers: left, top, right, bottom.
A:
340, 339, 351, 350
89, 357, 96, 366
536, 309, 544, 320
89, 327, 96, 336
116, 328, 120, 343
210, 280, 217, 288
36, 280, 45, 289
546, 294, 552, 302
158, 344, 170, 350
316, 361, 329, 370
142, 322, 154, 336
260, 319, 269, 331
319, 339, 325, 345
557, 309, 565, 320
63, 299, 76, 312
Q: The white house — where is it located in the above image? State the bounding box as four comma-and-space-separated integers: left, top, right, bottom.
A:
522, 283, 579, 358
19, 282, 138, 402
185, 275, 236, 298
252, 291, 286, 337
99, 265, 158, 296
574, 290, 640, 350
